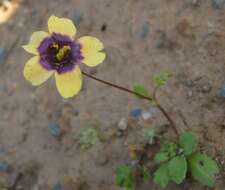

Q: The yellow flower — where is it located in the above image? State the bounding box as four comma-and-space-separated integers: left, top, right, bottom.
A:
23, 15, 106, 98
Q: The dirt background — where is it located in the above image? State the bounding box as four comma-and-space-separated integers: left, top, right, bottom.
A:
0, 0, 225, 189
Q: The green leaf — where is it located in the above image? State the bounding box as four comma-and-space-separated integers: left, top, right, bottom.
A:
179, 132, 198, 155
154, 152, 169, 164
153, 72, 173, 88
133, 84, 150, 99
141, 166, 151, 183
168, 156, 187, 184
115, 165, 135, 190
76, 127, 100, 150
189, 153, 219, 187
161, 143, 178, 158
154, 163, 170, 188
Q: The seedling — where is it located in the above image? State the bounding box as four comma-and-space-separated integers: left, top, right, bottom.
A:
143, 128, 157, 145
115, 165, 151, 190
153, 131, 219, 188
75, 127, 100, 150
116, 165, 135, 190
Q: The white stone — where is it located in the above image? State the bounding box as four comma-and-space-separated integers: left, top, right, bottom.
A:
142, 111, 152, 120
118, 117, 128, 131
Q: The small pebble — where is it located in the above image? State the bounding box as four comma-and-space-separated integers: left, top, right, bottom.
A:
0, 147, 6, 155
0, 84, 6, 92
184, 80, 195, 88
73, 11, 83, 25
187, 90, 193, 98
211, 0, 225, 9
52, 183, 63, 190
118, 117, 128, 131
0, 162, 9, 172
141, 111, 152, 120
201, 83, 212, 93
140, 21, 150, 39
48, 122, 61, 138
219, 81, 225, 98
0, 48, 6, 65
130, 108, 142, 118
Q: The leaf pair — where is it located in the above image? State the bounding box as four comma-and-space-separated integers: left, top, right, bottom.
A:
154, 156, 187, 188
154, 132, 219, 188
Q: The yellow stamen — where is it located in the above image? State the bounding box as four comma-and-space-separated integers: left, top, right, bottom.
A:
56, 45, 71, 62
51, 43, 59, 50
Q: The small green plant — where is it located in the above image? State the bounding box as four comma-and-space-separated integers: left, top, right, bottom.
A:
115, 165, 150, 190
143, 128, 157, 145
115, 165, 135, 190
140, 166, 151, 183
153, 131, 219, 188
153, 72, 173, 88
75, 127, 100, 150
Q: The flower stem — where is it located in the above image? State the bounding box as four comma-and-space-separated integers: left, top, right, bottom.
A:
82, 71, 179, 136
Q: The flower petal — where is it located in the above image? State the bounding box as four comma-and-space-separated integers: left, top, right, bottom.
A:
78, 36, 106, 67
81, 51, 106, 67
23, 56, 53, 86
23, 31, 49, 55
48, 15, 76, 37
55, 66, 82, 98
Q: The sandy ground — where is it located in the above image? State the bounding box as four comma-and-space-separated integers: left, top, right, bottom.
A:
0, 0, 225, 189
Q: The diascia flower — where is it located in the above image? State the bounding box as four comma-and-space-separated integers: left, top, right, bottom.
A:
23, 15, 106, 98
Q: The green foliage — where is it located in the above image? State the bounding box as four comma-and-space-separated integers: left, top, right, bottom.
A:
153, 72, 172, 88
141, 166, 151, 183
161, 142, 178, 158
154, 152, 169, 164
168, 156, 187, 184
133, 84, 151, 99
153, 133, 219, 188
179, 131, 197, 155
115, 165, 135, 190
189, 153, 219, 187
143, 128, 156, 145
76, 127, 100, 150
154, 163, 170, 188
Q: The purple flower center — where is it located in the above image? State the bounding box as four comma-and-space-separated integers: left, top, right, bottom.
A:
38, 33, 83, 74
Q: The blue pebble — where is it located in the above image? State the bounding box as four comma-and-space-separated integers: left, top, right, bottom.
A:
140, 21, 150, 39
219, 82, 225, 98
0, 85, 6, 92
73, 11, 83, 25
48, 122, 61, 138
52, 183, 63, 190
0, 162, 9, 172
0, 48, 6, 65
0, 148, 6, 155
211, 0, 225, 9
131, 108, 142, 118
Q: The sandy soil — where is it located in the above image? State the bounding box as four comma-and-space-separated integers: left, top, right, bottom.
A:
0, 0, 225, 189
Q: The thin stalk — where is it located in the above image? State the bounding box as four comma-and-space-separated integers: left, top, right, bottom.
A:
82, 71, 179, 136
